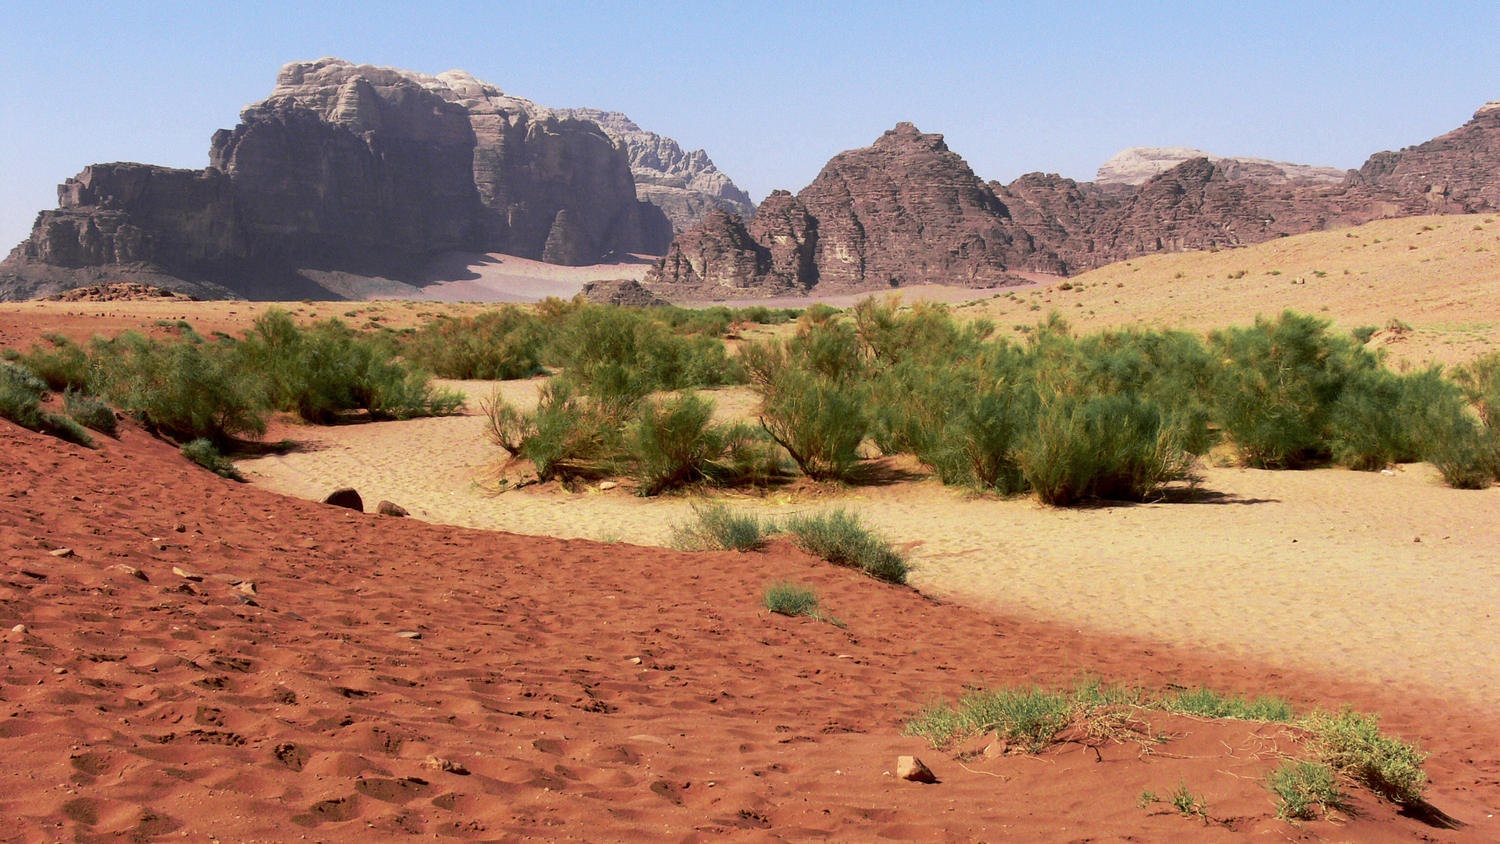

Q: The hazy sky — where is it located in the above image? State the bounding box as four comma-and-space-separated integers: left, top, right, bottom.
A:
3, 1, 1497, 250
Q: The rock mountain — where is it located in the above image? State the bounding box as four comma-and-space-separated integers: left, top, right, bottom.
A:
645, 100, 1500, 297
0, 58, 752, 301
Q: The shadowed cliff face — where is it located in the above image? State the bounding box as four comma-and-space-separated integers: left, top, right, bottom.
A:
646, 102, 1500, 298
0, 58, 676, 301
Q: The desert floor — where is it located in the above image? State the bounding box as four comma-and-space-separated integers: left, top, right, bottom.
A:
3, 213, 1500, 840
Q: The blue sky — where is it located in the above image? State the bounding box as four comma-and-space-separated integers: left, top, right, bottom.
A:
2, 1, 1497, 250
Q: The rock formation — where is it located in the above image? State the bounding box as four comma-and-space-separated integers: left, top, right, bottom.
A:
1, 58, 682, 301
647, 102, 1500, 297
1095, 146, 1347, 185
557, 108, 755, 232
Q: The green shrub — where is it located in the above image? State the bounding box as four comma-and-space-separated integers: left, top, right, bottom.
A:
1210, 312, 1360, 468
1455, 351, 1500, 430
756, 368, 868, 482
1423, 418, 1498, 489
549, 304, 743, 404
238, 310, 462, 423
64, 389, 116, 435
403, 307, 547, 380
89, 332, 266, 446
180, 438, 244, 481
668, 503, 771, 551
1267, 760, 1345, 820
1016, 391, 1193, 505
762, 582, 821, 617
517, 382, 625, 482
626, 392, 780, 495
1351, 325, 1378, 344
40, 413, 94, 448
783, 509, 907, 584
0, 360, 46, 430
1307, 708, 1427, 805
10, 334, 89, 391
481, 391, 533, 457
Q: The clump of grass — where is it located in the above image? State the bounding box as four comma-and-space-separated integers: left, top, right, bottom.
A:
7, 334, 90, 391
1307, 708, 1427, 805
1167, 782, 1209, 820
626, 393, 781, 495
669, 503, 771, 552
64, 389, 116, 435
906, 686, 1078, 753
782, 509, 907, 584
0, 360, 94, 447
1163, 687, 1294, 722
180, 438, 243, 481
1267, 760, 1345, 820
761, 582, 841, 626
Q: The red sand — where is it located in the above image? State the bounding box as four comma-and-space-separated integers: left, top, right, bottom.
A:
3, 419, 1498, 841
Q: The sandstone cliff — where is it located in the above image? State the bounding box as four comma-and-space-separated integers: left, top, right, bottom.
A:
1095, 146, 1347, 186
1, 58, 681, 301
557, 108, 755, 232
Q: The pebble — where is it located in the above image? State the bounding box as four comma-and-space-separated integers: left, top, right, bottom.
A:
171, 567, 204, 582
896, 755, 937, 783
10, 624, 26, 634
109, 564, 149, 581
396, 631, 423, 640
48, 548, 74, 558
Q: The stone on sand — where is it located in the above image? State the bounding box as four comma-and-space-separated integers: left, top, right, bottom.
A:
896, 755, 937, 783
376, 500, 408, 517
323, 487, 363, 512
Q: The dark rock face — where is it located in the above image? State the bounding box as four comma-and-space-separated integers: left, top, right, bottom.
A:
1, 58, 675, 300
580, 278, 668, 308
557, 108, 756, 232
648, 104, 1500, 298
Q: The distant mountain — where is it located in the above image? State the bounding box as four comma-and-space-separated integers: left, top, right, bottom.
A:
646, 101, 1500, 298
0, 59, 748, 301
1095, 147, 1346, 185
557, 108, 755, 233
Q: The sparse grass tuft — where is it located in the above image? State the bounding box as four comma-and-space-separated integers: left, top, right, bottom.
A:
1163, 687, 1294, 722
760, 582, 841, 626
783, 509, 908, 584
669, 503, 771, 552
1267, 760, 1345, 820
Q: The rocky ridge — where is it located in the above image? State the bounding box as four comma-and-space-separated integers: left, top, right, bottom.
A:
557, 108, 755, 233
1095, 146, 1347, 185
646, 101, 1500, 298
2, 58, 754, 301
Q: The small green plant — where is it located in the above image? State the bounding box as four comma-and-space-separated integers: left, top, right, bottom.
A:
180, 438, 244, 481
63, 389, 116, 435
762, 582, 823, 619
906, 686, 1074, 752
1136, 789, 1159, 809
783, 509, 907, 584
669, 503, 771, 552
1167, 782, 1208, 820
1267, 760, 1345, 820
1351, 325, 1378, 344
1307, 708, 1427, 805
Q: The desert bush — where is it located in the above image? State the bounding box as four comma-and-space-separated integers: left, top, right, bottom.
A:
238, 310, 462, 423
668, 503, 771, 551
756, 367, 868, 482
403, 307, 546, 380
1351, 325, 1378, 344
1267, 760, 1345, 820
9, 334, 90, 392
1423, 418, 1498, 488
548, 305, 742, 405
481, 390, 533, 457
762, 582, 821, 618
852, 297, 993, 367
783, 509, 907, 584
1455, 351, 1500, 430
0, 359, 47, 430
625, 392, 780, 495
1210, 312, 1362, 468
1307, 709, 1427, 805
89, 332, 266, 446
515, 382, 625, 482
180, 438, 244, 480
63, 389, 116, 435
1016, 391, 1194, 505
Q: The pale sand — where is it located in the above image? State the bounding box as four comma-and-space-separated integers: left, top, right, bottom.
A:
239, 380, 1500, 711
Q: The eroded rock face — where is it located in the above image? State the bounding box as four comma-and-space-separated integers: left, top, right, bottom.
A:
558, 108, 755, 232
1, 58, 675, 300
1095, 146, 1347, 186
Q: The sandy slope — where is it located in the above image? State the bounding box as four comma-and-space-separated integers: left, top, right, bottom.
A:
3, 420, 1497, 842
239, 383, 1500, 714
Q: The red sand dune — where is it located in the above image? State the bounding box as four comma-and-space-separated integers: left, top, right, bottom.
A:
2, 419, 1497, 841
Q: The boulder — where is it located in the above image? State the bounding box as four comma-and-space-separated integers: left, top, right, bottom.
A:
323, 487, 363, 512
375, 500, 408, 517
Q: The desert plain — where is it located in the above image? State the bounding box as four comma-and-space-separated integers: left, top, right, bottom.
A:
2, 214, 1499, 841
